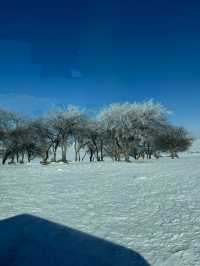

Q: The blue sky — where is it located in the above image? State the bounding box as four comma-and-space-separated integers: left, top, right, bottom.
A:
0, 0, 200, 135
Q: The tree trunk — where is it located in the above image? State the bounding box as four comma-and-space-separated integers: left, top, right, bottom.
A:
92, 137, 100, 161
20, 152, 25, 164
74, 140, 78, 161
62, 143, 67, 163
53, 151, 57, 162
28, 152, 31, 163
81, 151, 87, 161
100, 140, 104, 161
89, 148, 94, 162
44, 150, 49, 162
16, 152, 19, 163
2, 151, 11, 165
52, 141, 59, 162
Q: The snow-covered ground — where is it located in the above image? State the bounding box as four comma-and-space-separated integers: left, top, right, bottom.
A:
0, 141, 200, 265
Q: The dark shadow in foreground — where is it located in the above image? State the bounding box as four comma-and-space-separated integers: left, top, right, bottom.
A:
0, 214, 150, 266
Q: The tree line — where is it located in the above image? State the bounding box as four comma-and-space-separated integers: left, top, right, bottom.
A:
0, 100, 192, 165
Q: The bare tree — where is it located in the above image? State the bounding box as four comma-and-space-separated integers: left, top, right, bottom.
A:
48, 106, 87, 163
99, 101, 169, 161
0, 101, 192, 165
155, 126, 193, 158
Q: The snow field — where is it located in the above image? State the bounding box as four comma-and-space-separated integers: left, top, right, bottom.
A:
0, 153, 200, 265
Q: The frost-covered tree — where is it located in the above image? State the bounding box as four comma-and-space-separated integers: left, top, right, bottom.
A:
82, 120, 105, 162
2, 119, 44, 165
30, 118, 57, 163
0, 109, 23, 138
72, 116, 90, 162
0, 101, 192, 165
155, 126, 192, 158
133, 100, 169, 159
0, 110, 27, 164
48, 106, 87, 162
99, 103, 134, 161
98, 100, 169, 161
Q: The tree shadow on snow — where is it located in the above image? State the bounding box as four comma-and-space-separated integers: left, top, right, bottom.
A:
0, 214, 151, 266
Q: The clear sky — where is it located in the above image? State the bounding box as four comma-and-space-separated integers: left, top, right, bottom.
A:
0, 0, 199, 135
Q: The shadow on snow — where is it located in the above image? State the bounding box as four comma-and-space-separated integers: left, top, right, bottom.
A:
0, 214, 150, 266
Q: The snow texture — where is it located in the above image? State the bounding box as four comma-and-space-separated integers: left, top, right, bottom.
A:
0, 141, 200, 265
